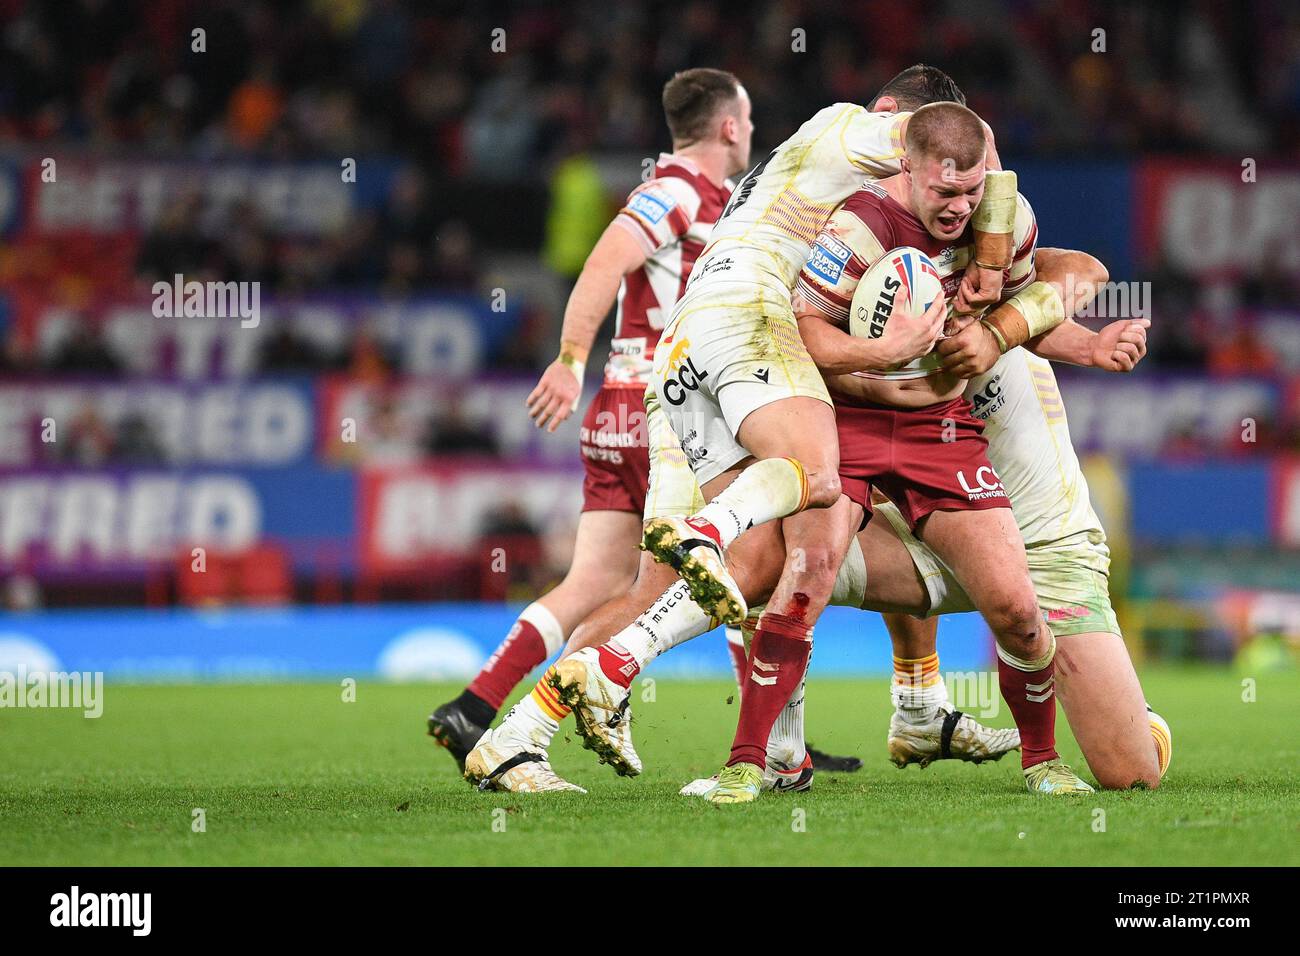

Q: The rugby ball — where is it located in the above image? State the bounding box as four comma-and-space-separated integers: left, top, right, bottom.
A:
849, 247, 943, 339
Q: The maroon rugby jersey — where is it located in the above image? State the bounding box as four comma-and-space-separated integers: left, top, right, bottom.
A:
605, 154, 733, 387
796, 181, 1038, 379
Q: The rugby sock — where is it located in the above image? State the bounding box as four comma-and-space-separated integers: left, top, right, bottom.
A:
526, 666, 571, 724
595, 642, 640, 689
612, 578, 715, 677
726, 612, 813, 768
1149, 708, 1172, 778
891, 651, 948, 725
750, 611, 806, 769
725, 626, 748, 684
996, 635, 1059, 768
767, 676, 807, 770
491, 678, 564, 752
468, 602, 565, 711
691, 457, 809, 548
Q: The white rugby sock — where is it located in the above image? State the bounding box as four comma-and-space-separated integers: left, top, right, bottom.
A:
519, 601, 566, 656
767, 676, 807, 770
693, 457, 809, 546
611, 577, 714, 668
891, 673, 951, 726
498, 694, 560, 751
724, 626, 748, 684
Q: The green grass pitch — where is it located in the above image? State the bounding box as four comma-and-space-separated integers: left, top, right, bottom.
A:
2, 666, 1296, 866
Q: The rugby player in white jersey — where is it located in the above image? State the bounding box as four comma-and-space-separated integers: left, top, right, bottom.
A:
676, 249, 1168, 794
765, 103, 1092, 797
481, 104, 1153, 800
467, 239, 1155, 798
428, 69, 752, 781
465, 68, 1011, 795
875, 256, 1168, 789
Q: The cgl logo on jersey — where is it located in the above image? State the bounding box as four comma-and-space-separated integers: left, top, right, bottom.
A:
661, 337, 708, 406
956, 464, 1008, 501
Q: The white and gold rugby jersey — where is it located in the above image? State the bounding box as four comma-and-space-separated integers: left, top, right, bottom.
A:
682, 104, 909, 301
966, 350, 1103, 548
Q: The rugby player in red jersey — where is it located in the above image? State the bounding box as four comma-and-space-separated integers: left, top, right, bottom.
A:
465, 68, 1016, 797
788, 102, 1092, 793
427, 69, 752, 782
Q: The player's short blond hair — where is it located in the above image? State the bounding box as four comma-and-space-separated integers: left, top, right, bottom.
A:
905, 102, 986, 171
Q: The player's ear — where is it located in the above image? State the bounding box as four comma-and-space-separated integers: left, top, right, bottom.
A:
873, 95, 899, 114
720, 113, 738, 144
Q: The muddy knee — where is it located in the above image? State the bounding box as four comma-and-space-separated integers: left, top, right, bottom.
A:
1093, 757, 1161, 791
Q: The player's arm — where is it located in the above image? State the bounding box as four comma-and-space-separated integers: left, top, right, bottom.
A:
794, 207, 944, 374
1028, 248, 1149, 372
940, 193, 1068, 377
795, 291, 945, 374
526, 223, 648, 431
954, 166, 1017, 316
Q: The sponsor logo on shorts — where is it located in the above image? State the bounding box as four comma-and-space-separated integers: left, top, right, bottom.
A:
610, 336, 646, 358
956, 465, 1008, 501
627, 188, 676, 224
1045, 604, 1093, 622
680, 427, 708, 465
662, 338, 708, 406
806, 232, 851, 284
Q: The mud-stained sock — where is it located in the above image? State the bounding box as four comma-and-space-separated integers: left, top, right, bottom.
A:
526, 665, 572, 729
691, 457, 809, 547
501, 688, 562, 751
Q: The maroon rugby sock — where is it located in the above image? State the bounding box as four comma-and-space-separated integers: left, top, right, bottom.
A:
997, 655, 1059, 768
468, 619, 549, 710
726, 612, 812, 769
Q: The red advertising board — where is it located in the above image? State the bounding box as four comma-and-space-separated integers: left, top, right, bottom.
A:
1135, 159, 1300, 278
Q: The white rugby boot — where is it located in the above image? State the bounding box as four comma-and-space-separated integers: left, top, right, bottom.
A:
888, 703, 1021, 768
463, 722, 586, 794
641, 516, 747, 625
550, 647, 642, 777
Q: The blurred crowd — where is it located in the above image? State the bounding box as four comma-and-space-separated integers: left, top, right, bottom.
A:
3, 0, 1295, 162
2, 0, 1297, 379
1, 0, 1297, 605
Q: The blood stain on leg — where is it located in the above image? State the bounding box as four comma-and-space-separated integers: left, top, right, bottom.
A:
785, 591, 811, 622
